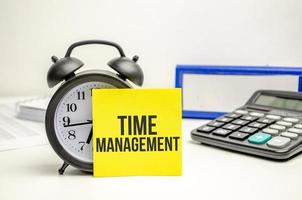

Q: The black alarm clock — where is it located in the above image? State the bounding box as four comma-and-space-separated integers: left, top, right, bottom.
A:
45, 40, 144, 174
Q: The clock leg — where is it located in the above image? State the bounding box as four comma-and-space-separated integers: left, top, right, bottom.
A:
58, 162, 69, 175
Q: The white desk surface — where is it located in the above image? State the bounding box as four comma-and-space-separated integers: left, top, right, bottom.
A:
1, 99, 302, 200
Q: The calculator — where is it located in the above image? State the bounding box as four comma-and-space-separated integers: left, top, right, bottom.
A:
191, 90, 302, 160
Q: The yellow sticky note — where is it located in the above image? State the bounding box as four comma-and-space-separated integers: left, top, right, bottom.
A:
92, 88, 182, 177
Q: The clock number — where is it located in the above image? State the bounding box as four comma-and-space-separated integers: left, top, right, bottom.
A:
62, 116, 70, 126
66, 103, 77, 112
77, 91, 85, 100
68, 130, 76, 140
79, 141, 85, 151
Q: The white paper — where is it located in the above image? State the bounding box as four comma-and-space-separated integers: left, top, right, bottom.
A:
0, 103, 47, 151
183, 74, 299, 112
16, 97, 50, 111
15, 97, 50, 122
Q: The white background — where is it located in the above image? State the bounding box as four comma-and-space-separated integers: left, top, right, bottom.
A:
0, 0, 302, 96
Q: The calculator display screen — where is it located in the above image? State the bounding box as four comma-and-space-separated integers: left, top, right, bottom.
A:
255, 95, 302, 111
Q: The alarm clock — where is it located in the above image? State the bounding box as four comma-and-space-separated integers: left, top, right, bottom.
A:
45, 40, 144, 175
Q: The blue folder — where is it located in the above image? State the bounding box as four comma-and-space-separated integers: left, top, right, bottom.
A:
175, 65, 302, 119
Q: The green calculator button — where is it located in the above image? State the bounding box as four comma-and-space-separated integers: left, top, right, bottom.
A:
248, 132, 272, 144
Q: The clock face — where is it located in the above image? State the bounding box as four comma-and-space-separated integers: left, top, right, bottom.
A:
54, 81, 116, 163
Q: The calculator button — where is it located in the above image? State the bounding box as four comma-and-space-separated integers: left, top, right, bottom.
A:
223, 124, 240, 131
265, 115, 281, 120
283, 117, 299, 123
270, 124, 286, 131
217, 117, 233, 123
229, 132, 249, 140
239, 127, 258, 134
234, 110, 248, 115
225, 113, 242, 119
276, 121, 292, 127
213, 128, 231, 137
257, 118, 275, 124
288, 128, 302, 135
294, 124, 302, 129
281, 132, 298, 140
262, 128, 279, 136
207, 121, 224, 128
197, 126, 215, 133
232, 119, 249, 126
241, 115, 258, 121
248, 133, 272, 144
248, 122, 266, 129
250, 112, 265, 117
267, 136, 291, 149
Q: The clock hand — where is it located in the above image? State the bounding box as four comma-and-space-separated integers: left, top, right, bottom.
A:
64, 120, 92, 127
86, 128, 93, 144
